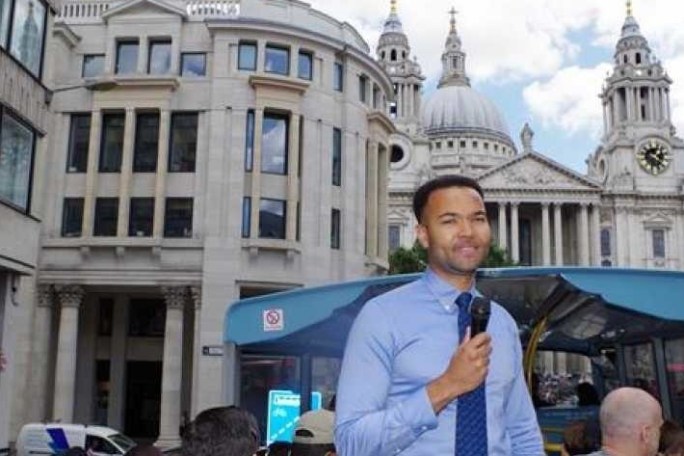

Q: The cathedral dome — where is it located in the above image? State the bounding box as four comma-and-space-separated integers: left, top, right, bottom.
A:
421, 85, 512, 141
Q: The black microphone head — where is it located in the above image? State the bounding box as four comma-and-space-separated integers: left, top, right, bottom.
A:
470, 297, 491, 337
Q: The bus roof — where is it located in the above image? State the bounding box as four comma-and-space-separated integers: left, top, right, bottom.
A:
224, 267, 684, 357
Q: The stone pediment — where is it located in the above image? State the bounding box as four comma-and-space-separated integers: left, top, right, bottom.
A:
102, 0, 188, 21
477, 152, 602, 192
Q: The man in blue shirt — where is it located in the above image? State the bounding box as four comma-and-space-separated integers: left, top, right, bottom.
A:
335, 175, 544, 455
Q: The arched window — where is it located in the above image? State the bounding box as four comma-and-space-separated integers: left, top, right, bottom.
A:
636, 52, 642, 64
390, 49, 397, 61
381, 51, 386, 60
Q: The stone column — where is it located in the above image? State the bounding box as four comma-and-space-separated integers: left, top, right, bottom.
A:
30, 285, 54, 422
156, 286, 186, 448
249, 109, 265, 238
53, 285, 85, 422
541, 202, 551, 266
590, 204, 601, 265
153, 110, 171, 238
286, 114, 300, 241
82, 110, 102, 237
579, 204, 590, 266
117, 108, 136, 236
510, 203, 520, 263
554, 203, 564, 265
365, 142, 379, 258
498, 202, 508, 252
190, 286, 202, 417
108, 296, 128, 429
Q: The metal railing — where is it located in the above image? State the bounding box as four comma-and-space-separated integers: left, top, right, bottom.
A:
57, 0, 240, 22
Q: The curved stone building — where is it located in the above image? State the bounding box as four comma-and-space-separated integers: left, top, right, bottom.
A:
10, 0, 394, 445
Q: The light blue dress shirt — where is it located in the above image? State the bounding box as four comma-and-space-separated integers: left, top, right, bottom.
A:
335, 269, 544, 456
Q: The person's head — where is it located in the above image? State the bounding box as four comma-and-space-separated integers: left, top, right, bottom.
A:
267, 441, 291, 456
290, 409, 336, 456
560, 419, 601, 456
412, 175, 490, 288
125, 445, 163, 456
599, 387, 664, 456
63, 448, 87, 456
181, 406, 259, 456
660, 420, 684, 452
576, 382, 600, 406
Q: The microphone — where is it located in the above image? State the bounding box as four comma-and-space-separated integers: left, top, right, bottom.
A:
470, 297, 491, 337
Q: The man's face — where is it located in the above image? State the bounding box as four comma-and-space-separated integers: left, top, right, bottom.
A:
416, 186, 491, 277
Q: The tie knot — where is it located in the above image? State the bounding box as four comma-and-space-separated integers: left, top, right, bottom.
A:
455, 292, 472, 312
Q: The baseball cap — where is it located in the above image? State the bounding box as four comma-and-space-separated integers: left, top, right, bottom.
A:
293, 409, 335, 445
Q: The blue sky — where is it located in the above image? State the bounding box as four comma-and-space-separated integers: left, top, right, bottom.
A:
307, 0, 684, 173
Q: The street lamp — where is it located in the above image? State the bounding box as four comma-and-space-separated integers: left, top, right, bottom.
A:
44, 78, 118, 104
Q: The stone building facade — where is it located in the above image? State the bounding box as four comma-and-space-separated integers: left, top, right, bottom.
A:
8, 0, 394, 446
0, 0, 54, 449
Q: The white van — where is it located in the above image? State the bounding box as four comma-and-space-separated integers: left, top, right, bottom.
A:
16, 423, 136, 456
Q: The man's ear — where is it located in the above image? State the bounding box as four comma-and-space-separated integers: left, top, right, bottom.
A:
415, 223, 429, 249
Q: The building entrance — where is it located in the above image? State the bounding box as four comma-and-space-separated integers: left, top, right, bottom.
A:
124, 361, 162, 439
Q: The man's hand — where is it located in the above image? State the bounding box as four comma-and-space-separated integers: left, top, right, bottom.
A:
427, 331, 492, 413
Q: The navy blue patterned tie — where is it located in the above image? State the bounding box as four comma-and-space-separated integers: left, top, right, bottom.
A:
455, 292, 488, 456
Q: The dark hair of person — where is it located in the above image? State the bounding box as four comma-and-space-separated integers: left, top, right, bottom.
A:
576, 382, 600, 406
64, 448, 87, 456
412, 174, 485, 223
660, 420, 684, 452
562, 419, 601, 456
290, 442, 335, 456
181, 406, 259, 456
268, 441, 292, 456
665, 431, 684, 456
125, 445, 162, 456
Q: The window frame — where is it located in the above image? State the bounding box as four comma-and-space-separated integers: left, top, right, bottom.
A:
163, 197, 193, 238
258, 198, 286, 240
115, 39, 139, 75
238, 41, 257, 71
61, 197, 84, 237
66, 113, 90, 173
260, 112, 289, 175
653, 229, 666, 259
3, 0, 48, 79
147, 39, 172, 75
264, 44, 290, 76
180, 52, 206, 77
133, 112, 160, 173
168, 112, 198, 173
333, 61, 344, 92
331, 208, 341, 249
82, 54, 105, 78
244, 110, 255, 171
93, 197, 119, 237
0, 106, 36, 213
241, 196, 251, 238
298, 50, 313, 80
128, 197, 154, 237
99, 112, 125, 173
332, 127, 342, 186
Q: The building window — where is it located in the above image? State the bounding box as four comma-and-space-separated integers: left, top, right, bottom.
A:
460, 140, 466, 148
265, 44, 289, 75
473, 140, 478, 148
435, 142, 441, 149
181, 52, 206, 76
447, 140, 454, 148
389, 225, 401, 251
94, 198, 119, 237
244, 110, 254, 171
61, 197, 84, 237
67, 114, 90, 173
129, 197, 154, 237
128, 299, 165, 337
653, 229, 665, 258
600, 228, 611, 257
0, 110, 35, 211
241, 196, 251, 238
5, 0, 47, 77
98, 298, 114, 336
99, 113, 124, 172
261, 113, 288, 175
82, 54, 104, 78
164, 197, 193, 237
331, 208, 341, 249
116, 40, 139, 74
133, 112, 159, 172
238, 41, 257, 71
298, 50, 312, 80
359, 75, 368, 103
389, 101, 397, 118
148, 40, 171, 74
333, 62, 344, 92
168, 113, 198, 172
259, 198, 286, 239
332, 127, 342, 186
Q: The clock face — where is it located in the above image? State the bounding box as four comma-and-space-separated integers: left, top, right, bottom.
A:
636, 140, 671, 175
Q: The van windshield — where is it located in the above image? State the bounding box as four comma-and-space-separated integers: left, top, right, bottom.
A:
109, 433, 136, 452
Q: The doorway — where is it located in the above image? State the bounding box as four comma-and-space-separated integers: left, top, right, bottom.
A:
125, 361, 162, 439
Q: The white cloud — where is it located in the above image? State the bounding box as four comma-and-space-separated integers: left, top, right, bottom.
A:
522, 64, 612, 137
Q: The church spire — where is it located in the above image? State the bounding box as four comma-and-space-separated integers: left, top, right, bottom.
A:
438, 7, 469, 88
626, 0, 632, 17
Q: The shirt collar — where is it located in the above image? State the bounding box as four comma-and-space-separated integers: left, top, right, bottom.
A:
423, 267, 478, 313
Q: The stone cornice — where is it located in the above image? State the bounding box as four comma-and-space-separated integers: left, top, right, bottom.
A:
368, 110, 396, 135
249, 75, 309, 95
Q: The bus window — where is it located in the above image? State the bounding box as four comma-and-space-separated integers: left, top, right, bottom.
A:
665, 338, 684, 423
312, 357, 341, 410
240, 355, 301, 443
624, 343, 659, 399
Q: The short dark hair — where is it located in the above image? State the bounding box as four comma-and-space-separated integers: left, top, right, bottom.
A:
412, 174, 485, 223
182, 406, 259, 456
290, 442, 335, 456
124, 445, 162, 456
